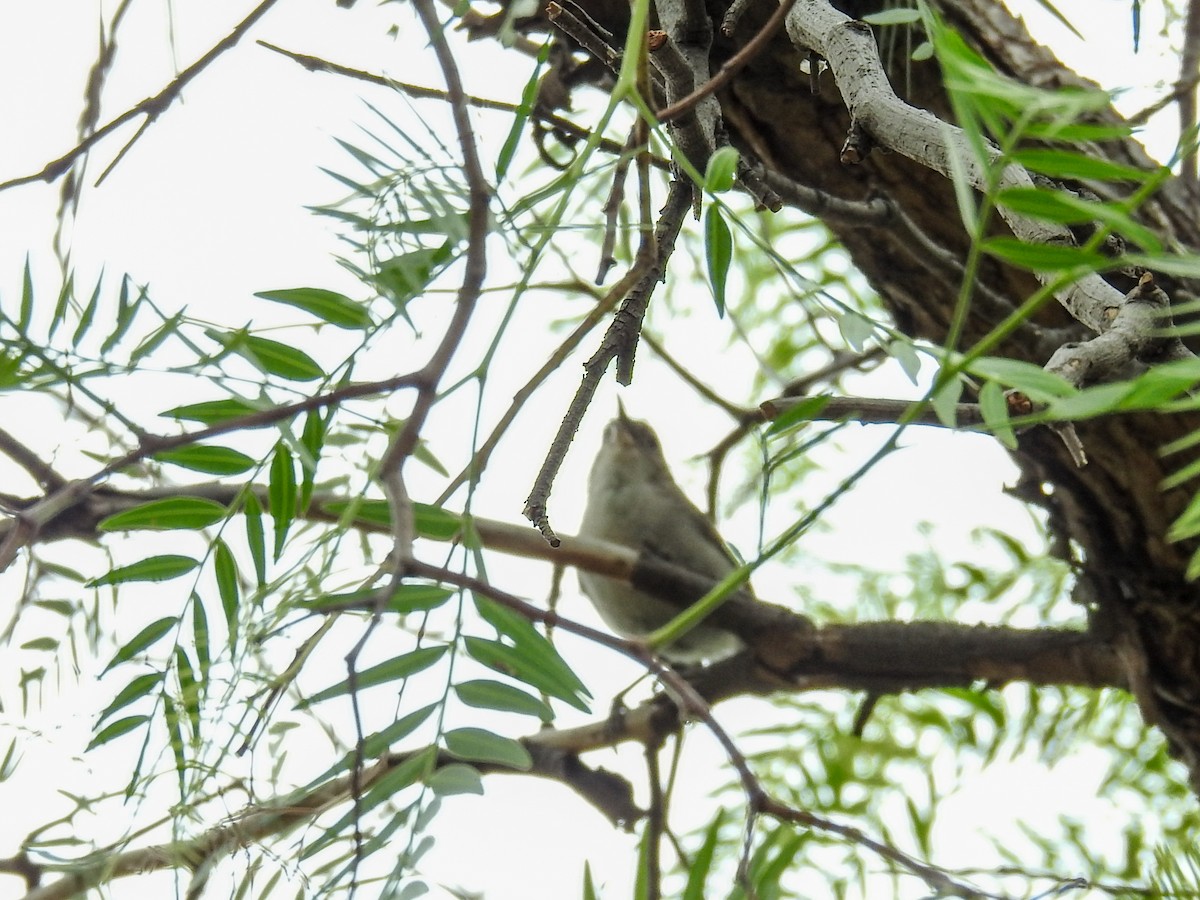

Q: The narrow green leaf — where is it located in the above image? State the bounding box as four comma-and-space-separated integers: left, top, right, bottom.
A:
254, 288, 372, 329
765, 395, 832, 437
242, 335, 325, 382
683, 810, 727, 900
95, 672, 165, 727
101, 276, 145, 355
978, 381, 1017, 449
374, 245, 451, 309
161, 693, 187, 795
863, 7, 920, 24
444, 727, 532, 770
704, 147, 739, 192
967, 357, 1076, 401
454, 679, 554, 720
48, 270, 74, 339
1047, 381, 1137, 421
1171, 490, 1200, 542
213, 540, 241, 654
300, 645, 448, 707
86, 715, 149, 751
306, 704, 438, 788
298, 409, 328, 510
71, 271, 103, 347
153, 444, 255, 475
89, 555, 199, 586
101, 617, 178, 672
464, 637, 591, 712
18, 256, 33, 333
704, 205, 732, 318
426, 763, 484, 797
162, 397, 263, 425
192, 592, 211, 686
128, 310, 184, 364
495, 45, 546, 180
243, 491, 267, 586
931, 376, 963, 428
98, 498, 226, 532
302, 747, 438, 860
981, 237, 1106, 271
269, 442, 296, 561
303, 583, 454, 615
20, 637, 58, 651
315, 499, 462, 540
1011, 148, 1150, 183
175, 646, 201, 740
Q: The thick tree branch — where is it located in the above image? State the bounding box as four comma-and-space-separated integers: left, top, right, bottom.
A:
779, 0, 1133, 336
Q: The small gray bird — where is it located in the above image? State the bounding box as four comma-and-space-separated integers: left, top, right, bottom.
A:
577, 405, 746, 663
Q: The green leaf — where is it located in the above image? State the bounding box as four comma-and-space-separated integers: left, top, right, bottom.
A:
465, 637, 591, 712
95, 672, 165, 727
254, 287, 372, 329
863, 7, 921, 25
704, 205, 732, 318
981, 237, 1106, 271
300, 645, 448, 707
683, 810, 727, 900
454, 679, 554, 720
101, 617, 178, 672
71, 272, 103, 347
966, 357, 1076, 401
1170, 490, 1200, 542
269, 442, 296, 561
704, 147, 739, 192
101, 276, 145, 355
298, 409, 328, 510
129, 310, 184, 364
18, 256, 33, 333
837, 310, 874, 350
374, 244, 452, 309
995, 187, 1161, 253
1047, 381, 1138, 421
98, 498, 227, 532
444, 727, 532, 770
426, 763, 484, 796
86, 715, 149, 751
303, 583, 454, 614
240, 334, 326, 382
48, 270, 74, 338
316, 499, 462, 540
192, 592, 211, 686
1010, 148, 1150, 183
162, 693, 187, 795
765, 395, 832, 437
888, 340, 922, 384
243, 491, 267, 586
306, 704, 438, 788
496, 45, 546, 180
153, 444, 255, 475
213, 540, 240, 654
978, 381, 1017, 449
161, 397, 264, 425
931, 376, 963, 428
89, 555, 199, 586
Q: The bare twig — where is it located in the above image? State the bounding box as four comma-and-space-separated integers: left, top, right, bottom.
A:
0, 0, 282, 194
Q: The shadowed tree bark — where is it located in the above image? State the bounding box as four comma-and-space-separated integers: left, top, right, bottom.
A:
492, 0, 1200, 791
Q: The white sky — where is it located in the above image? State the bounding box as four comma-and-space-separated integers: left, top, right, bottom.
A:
0, 1, 1188, 898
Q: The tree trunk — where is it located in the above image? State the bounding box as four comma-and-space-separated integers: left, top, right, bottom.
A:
528, 0, 1200, 789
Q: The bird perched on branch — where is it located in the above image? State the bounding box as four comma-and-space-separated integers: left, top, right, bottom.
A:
577, 404, 746, 663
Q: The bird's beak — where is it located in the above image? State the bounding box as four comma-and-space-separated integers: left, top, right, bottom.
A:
616, 398, 630, 423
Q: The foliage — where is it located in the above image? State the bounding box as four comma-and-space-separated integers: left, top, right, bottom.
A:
2, 2, 1200, 899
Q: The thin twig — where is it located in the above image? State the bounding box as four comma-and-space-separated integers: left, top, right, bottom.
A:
657, 0, 799, 123
0, 0, 282, 194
